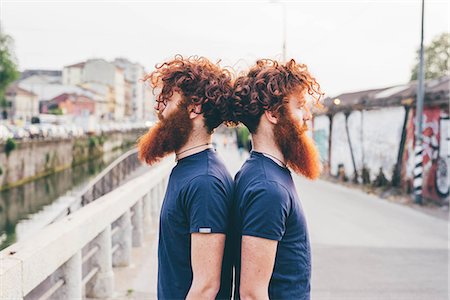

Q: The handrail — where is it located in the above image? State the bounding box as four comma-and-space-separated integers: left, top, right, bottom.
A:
51, 147, 142, 223
0, 156, 174, 299
78, 148, 138, 199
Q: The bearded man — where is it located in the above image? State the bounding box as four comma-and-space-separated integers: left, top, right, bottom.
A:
231, 59, 323, 300
137, 56, 234, 300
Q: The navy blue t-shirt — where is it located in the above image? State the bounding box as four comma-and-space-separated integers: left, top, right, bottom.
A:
158, 148, 234, 300
233, 151, 312, 300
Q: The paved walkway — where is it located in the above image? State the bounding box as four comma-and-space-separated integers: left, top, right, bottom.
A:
109, 223, 159, 300
108, 145, 448, 299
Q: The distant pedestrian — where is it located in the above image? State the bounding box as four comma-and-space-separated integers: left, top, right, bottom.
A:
235, 125, 251, 158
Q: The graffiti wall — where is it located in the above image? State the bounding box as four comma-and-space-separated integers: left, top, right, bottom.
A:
312, 115, 329, 164
403, 107, 449, 203
314, 105, 449, 204
360, 107, 405, 181
315, 107, 405, 181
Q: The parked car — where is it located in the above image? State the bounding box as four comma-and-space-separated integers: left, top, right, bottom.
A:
0, 125, 14, 142
39, 123, 58, 139
62, 124, 84, 138
36, 123, 50, 139
5, 124, 30, 140
24, 124, 40, 139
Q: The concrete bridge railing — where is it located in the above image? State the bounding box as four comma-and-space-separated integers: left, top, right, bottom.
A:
0, 157, 174, 300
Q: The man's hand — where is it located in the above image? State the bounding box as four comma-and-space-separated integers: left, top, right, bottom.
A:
240, 235, 278, 300
186, 233, 226, 300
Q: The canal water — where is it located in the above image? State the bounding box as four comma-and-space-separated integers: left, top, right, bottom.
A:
0, 147, 134, 251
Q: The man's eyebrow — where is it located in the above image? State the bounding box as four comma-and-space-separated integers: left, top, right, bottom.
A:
296, 98, 307, 107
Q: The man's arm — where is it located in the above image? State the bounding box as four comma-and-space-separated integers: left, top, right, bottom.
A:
240, 235, 278, 300
186, 233, 226, 300
238, 181, 291, 300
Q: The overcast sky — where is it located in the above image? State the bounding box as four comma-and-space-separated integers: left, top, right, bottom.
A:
1, 0, 448, 96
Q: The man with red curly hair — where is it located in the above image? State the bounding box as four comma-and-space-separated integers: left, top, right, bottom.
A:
231, 59, 323, 300
137, 56, 234, 300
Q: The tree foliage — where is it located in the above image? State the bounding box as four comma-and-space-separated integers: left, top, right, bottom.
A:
0, 26, 19, 107
410, 32, 450, 81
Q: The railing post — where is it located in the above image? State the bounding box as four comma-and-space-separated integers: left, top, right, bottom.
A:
149, 188, 157, 220
142, 193, 152, 234
54, 251, 82, 299
158, 181, 164, 207
112, 210, 132, 267
0, 258, 23, 299
131, 200, 144, 247
86, 226, 114, 298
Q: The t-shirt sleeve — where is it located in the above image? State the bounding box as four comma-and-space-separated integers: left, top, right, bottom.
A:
182, 175, 231, 234
241, 181, 291, 241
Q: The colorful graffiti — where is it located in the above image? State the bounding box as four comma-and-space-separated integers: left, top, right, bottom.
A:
403, 107, 449, 203
314, 105, 449, 205
435, 117, 449, 198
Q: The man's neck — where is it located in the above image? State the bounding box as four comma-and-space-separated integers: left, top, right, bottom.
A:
175, 133, 212, 161
251, 132, 286, 166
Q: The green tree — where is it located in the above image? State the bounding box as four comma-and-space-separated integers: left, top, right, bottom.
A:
410, 32, 450, 81
0, 25, 19, 110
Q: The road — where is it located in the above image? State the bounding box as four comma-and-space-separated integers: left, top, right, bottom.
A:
296, 176, 448, 300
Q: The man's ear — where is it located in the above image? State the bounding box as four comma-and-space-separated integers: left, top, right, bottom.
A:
264, 110, 278, 125
188, 104, 202, 119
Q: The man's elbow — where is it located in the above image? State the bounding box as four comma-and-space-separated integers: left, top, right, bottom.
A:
188, 280, 220, 300
200, 281, 221, 298
240, 286, 269, 300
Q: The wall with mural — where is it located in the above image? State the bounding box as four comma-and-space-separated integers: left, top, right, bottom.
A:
314, 107, 405, 181
402, 107, 449, 202
312, 115, 329, 166
313, 105, 449, 204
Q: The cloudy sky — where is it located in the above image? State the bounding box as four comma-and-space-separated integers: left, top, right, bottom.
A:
1, 0, 448, 96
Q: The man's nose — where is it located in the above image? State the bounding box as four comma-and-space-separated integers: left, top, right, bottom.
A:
154, 101, 165, 113
303, 107, 312, 122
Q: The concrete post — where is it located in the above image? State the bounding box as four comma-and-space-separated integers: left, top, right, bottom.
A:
86, 226, 114, 298
112, 210, 132, 267
158, 181, 164, 207
0, 259, 23, 299
54, 251, 82, 299
142, 193, 152, 234
131, 200, 144, 247
156, 183, 161, 207
151, 187, 157, 219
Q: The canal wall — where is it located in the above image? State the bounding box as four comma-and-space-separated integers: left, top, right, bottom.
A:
0, 130, 146, 190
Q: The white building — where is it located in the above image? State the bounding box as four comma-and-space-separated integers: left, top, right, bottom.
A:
64, 59, 125, 121
5, 85, 39, 122
143, 82, 156, 121
79, 82, 112, 120
62, 62, 85, 86
114, 58, 148, 121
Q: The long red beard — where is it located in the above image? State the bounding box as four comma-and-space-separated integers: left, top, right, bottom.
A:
137, 104, 193, 165
274, 107, 321, 179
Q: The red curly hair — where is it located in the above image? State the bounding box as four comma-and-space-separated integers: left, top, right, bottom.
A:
231, 59, 323, 133
142, 55, 235, 133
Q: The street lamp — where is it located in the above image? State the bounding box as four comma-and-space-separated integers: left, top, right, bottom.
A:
414, 0, 425, 205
